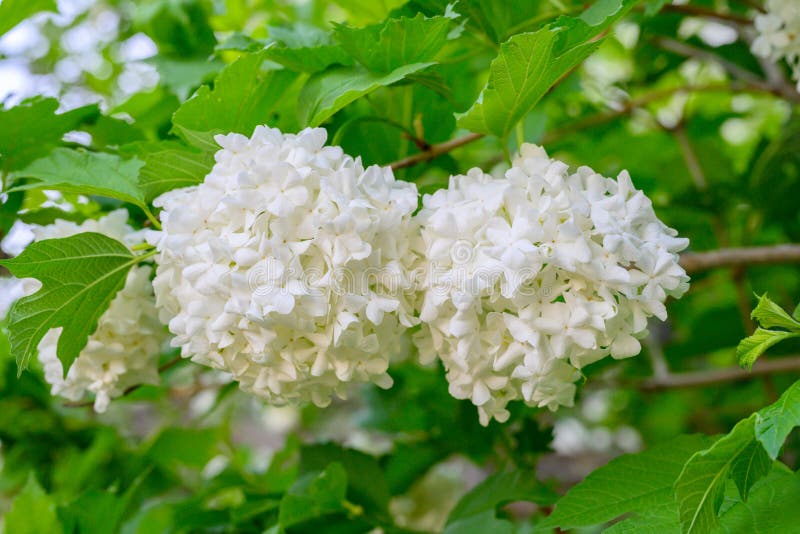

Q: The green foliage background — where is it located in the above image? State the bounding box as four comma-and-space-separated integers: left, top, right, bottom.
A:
1, 0, 800, 533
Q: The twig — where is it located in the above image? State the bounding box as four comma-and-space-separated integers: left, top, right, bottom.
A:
542, 83, 734, 144
660, 4, 753, 25
63, 356, 184, 408
672, 124, 708, 191
680, 244, 800, 273
389, 132, 484, 170
653, 37, 800, 102
638, 356, 800, 391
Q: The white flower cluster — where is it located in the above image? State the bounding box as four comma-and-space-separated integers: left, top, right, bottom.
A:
33, 210, 166, 412
752, 0, 800, 91
415, 144, 689, 425
149, 127, 419, 407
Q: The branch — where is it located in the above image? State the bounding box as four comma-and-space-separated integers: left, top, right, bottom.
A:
542, 83, 737, 144
660, 4, 753, 25
638, 356, 800, 391
680, 245, 800, 273
389, 132, 484, 171
654, 37, 800, 103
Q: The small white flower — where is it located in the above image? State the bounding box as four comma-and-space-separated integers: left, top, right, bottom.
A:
31, 210, 167, 412
752, 0, 800, 91
415, 144, 688, 425
149, 126, 421, 407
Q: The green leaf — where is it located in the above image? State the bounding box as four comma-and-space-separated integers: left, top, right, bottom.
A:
0, 233, 137, 374
299, 62, 433, 127
0, 98, 99, 172
674, 415, 771, 534
279, 462, 348, 528
8, 148, 146, 209
1, 191, 24, 234
61, 472, 147, 534
717, 467, 800, 533
171, 52, 299, 151
134, 0, 216, 57
447, 470, 557, 525
541, 435, 712, 530
120, 141, 214, 202
444, 510, 513, 534
148, 56, 225, 100
330, 0, 407, 25
751, 294, 800, 331
265, 24, 353, 73
755, 379, 800, 459
148, 427, 219, 469
737, 328, 799, 370
4, 473, 64, 534
728, 436, 772, 501
456, 0, 637, 139
793, 302, 800, 321
412, 0, 541, 44
603, 504, 680, 534
0, 0, 57, 38
300, 443, 391, 517
334, 13, 452, 73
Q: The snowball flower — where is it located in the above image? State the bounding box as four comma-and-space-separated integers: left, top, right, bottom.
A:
752, 0, 800, 91
149, 126, 420, 407
415, 144, 689, 425
31, 210, 167, 412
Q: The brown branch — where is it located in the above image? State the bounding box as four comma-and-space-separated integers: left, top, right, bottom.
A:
389, 132, 484, 171
63, 356, 184, 408
680, 245, 800, 273
660, 4, 753, 25
542, 83, 739, 145
654, 37, 800, 103
638, 356, 800, 391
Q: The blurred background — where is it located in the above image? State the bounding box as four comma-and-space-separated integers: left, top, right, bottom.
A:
1, 0, 799, 532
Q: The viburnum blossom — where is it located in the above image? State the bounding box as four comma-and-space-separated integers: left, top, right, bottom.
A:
752, 0, 800, 90
415, 144, 689, 425
149, 126, 419, 407
32, 210, 166, 412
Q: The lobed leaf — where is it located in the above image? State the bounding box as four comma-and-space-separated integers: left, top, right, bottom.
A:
171, 51, 300, 151
120, 140, 214, 202
0, 233, 138, 374
299, 62, 433, 127
541, 434, 712, 529
737, 328, 799, 370
674, 415, 771, 534
8, 148, 146, 209
755, 379, 800, 459
751, 293, 800, 331
334, 13, 453, 73
456, 0, 638, 139
0, 98, 99, 172
4, 474, 63, 534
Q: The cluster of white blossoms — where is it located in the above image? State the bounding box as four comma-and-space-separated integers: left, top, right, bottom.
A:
414, 144, 689, 425
149, 127, 420, 407
32, 210, 167, 412
752, 0, 800, 90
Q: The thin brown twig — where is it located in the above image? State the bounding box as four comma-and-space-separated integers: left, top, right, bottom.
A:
672, 124, 708, 191
542, 83, 736, 144
680, 244, 800, 273
63, 356, 184, 408
654, 37, 800, 102
389, 132, 484, 170
638, 356, 800, 391
660, 4, 753, 25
